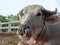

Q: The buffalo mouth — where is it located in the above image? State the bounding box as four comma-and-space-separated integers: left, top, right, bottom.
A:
19, 26, 33, 40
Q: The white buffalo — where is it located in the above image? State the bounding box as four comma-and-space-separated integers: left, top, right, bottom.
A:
17, 5, 60, 45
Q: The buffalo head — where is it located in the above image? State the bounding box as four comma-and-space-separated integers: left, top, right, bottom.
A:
17, 5, 57, 41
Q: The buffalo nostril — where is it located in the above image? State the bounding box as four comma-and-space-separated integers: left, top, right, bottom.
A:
20, 33, 23, 36
24, 26, 30, 29
19, 28, 25, 35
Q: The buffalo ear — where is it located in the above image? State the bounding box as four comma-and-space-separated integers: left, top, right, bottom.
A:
19, 9, 24, 16
42, 8, 57, 16
19, 9, 24, 20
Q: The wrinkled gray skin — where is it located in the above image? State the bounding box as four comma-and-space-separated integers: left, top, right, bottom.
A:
44, 22, 60, 45
17, 5, 60, 45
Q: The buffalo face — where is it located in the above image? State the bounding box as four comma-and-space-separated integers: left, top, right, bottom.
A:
17, 5, 57, 40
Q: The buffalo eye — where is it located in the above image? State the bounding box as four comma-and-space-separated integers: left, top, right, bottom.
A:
36, 13, 41, 16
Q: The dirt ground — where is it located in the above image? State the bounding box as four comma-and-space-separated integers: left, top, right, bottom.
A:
0, 32, 20, 45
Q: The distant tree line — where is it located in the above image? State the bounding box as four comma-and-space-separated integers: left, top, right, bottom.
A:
0, 13, 19, 22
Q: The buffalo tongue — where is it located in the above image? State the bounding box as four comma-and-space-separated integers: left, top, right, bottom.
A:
24, 28, 31, 37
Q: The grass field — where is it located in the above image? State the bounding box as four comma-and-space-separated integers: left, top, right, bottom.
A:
0, 32, 19, 45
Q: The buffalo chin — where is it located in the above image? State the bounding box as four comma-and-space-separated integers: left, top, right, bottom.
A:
19, 35, 31, 41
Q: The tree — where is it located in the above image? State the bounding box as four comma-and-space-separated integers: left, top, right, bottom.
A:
0, 15, 8, 22
14, 13, 19, 20
7, 13, 19, 21
7, 14, 14, 21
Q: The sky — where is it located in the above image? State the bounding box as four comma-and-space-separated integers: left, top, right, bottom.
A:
0, 0, 60, 16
